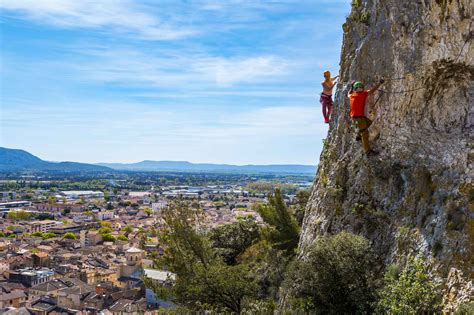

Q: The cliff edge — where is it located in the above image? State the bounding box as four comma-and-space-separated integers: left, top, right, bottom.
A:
299, 0, 472, 310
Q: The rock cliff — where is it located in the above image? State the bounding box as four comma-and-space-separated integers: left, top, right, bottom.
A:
299, 0, 473, 310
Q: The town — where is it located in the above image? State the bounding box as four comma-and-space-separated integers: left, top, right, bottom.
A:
0, 172, 312, 314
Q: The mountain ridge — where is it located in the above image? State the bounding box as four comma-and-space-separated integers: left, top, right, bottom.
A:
0, 147, 316, 174
98, 160, 316, 174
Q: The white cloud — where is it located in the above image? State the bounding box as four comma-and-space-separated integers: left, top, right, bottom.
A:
0, 0, 196, 40
197, 56, 288, 86
53, 47, 290, 87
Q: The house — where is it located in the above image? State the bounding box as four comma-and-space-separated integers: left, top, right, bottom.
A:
32, 252, 50, 268
0, 290, 27, 309
80, 230, 102, 247
8, 268, 54, 287
56, 280, 93, 310
28, 279, 70, 301
27, 220, 58, 233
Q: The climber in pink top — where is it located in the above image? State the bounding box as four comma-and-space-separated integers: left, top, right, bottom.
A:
320, 70, 338, 123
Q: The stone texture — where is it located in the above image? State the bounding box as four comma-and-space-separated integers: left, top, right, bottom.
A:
298, 0, 473, 311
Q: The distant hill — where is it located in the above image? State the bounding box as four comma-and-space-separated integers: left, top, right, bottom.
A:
0, 147, 112, 172
0, 147, 315, 174
98, 160, 316, 174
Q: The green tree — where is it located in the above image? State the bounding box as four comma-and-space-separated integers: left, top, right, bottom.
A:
7, 210, 31, 221
102, 233, 116, 242
98, 227, 112, 235
31, 232, 44, 237
209, 219, 260, 265
0, 232, 5, 237
255, 189, 300, 254
292, 189, 311, 226
377, 256, 442, 314
156, 201, 258, 313
42, 232, 56, 239
122, 226, 133, 234
47, 196, 57, 204
63, 232, 77, 240
283, 231, 377, 314
99, 221, 112, 228
117, 234, 128, 241
144, 207, 153, 217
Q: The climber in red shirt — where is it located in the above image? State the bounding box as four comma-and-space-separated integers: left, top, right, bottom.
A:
347, 79, 384, 155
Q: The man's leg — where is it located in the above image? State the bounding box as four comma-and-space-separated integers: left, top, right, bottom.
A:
354, 117, 371, 153
327, 97, 333, 121
321, 96, 329, 123
361, 117, 372, 153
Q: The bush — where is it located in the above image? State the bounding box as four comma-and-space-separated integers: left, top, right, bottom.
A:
116, 235, 128, 241
210, 219, 260, 265
283, 232, 377, 314
377, 256, 442, 313
102, 233, 116, 242
455, 301, 474, 315
63, 232, 77, 240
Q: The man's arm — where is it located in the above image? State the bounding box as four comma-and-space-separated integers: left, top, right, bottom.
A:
331, 75, 339, 81
347, 83, 353, 98
368, 79, 385, 95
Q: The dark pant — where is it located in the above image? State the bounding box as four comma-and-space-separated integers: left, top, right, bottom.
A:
320, 94, 333, 122
352, 116, 372, 153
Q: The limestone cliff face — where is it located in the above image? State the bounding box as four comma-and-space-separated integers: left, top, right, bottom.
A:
299, 0, 473, 310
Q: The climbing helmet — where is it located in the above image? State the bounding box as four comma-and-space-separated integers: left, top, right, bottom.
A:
353, 81, 364, 89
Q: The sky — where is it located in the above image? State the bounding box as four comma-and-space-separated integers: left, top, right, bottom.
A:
0, 0, 350, 165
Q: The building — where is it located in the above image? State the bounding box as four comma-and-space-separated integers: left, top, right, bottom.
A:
80, 269, 118, 286
97, 211, 114, 221
0, 290, 27, 309
49, 223, 82, 235
8, 268, 54, 287
27, 220, 58, 233
80, 230, 103, 247
32, 252, 50, 268
117, 247, 143, 279
61, 191, 104, 200
0, 201, 31, 210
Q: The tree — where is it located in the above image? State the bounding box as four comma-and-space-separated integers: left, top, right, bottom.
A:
98, 227, 112, 235
7, 210, 31, 221
47, 196, 57, 204
117, 234, 128, 241
180, 263, 258, 313
42, 232, 56, 239
144, 207, 153, 217
63, 232, 77, 240
209, 219, 260, 265
122, 226, 133, 234
255, 189, 300, 254
377, 256, 442, 313
102, 233, 116, 242
292, 189, 311, 226
156, 201, 258, 313
283, 232, 377, 314
31, 232, 43, 237
100, 221, 112, 228
0, 232, 5, 237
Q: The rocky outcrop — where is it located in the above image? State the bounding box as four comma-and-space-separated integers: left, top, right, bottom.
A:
299, 0, 473, 311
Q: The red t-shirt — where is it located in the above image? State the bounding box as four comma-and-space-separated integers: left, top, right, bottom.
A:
349, 91, 369, 117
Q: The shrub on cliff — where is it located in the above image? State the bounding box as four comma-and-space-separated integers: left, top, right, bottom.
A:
377, 256, 442, 313
282, 231, 377, 314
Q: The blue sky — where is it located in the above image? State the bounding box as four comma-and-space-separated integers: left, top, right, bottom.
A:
0, 0, 350, 164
